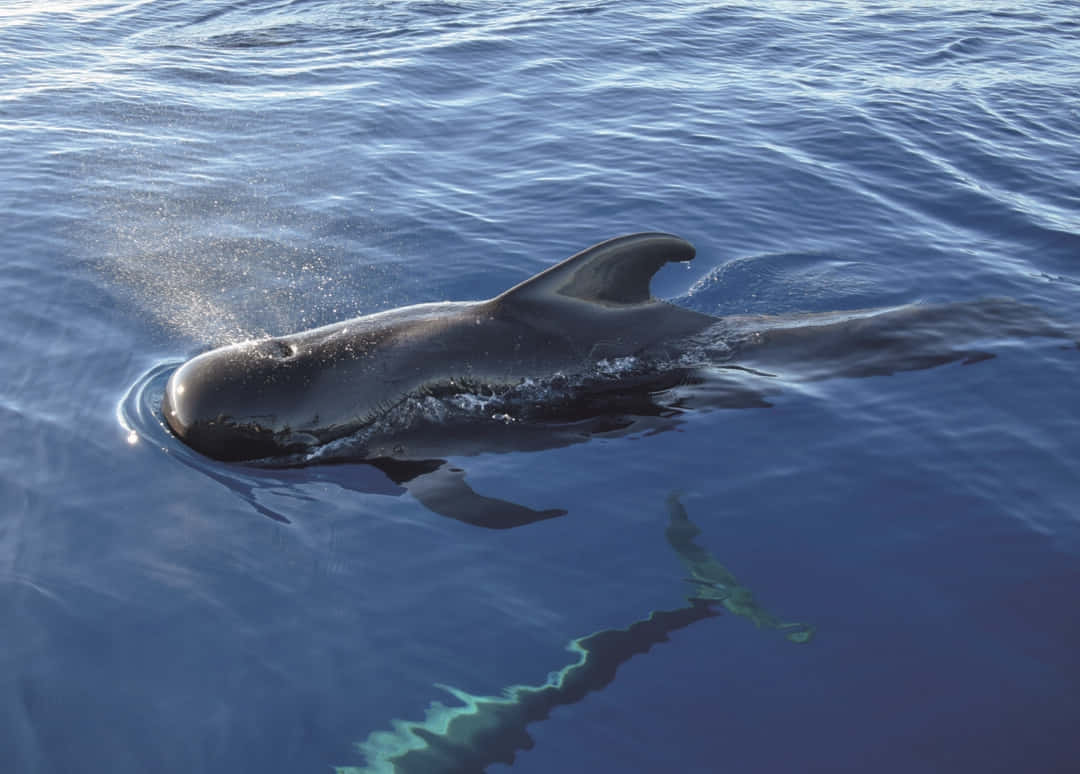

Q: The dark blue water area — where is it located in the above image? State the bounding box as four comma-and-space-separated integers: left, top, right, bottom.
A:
3, 2, 1080, 773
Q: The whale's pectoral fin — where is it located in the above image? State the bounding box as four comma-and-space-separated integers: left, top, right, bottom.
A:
374, 458, 568, 529
496, 232, 696, 306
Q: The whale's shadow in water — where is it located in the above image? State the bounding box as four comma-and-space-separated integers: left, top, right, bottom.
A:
122, 296, 1074, 528
333, 493, 814, 774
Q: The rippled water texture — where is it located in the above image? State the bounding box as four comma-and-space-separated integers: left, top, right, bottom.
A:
2, 2, 1079, 773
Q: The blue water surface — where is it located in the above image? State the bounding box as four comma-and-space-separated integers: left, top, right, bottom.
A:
2, 2, 1079, 772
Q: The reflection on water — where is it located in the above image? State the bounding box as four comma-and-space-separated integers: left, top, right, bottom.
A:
335, 494, 813, 774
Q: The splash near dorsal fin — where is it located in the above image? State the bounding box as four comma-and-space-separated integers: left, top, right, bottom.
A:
495, 233, 696, 307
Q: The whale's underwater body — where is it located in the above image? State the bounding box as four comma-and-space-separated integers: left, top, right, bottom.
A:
163, 232, 1070, 526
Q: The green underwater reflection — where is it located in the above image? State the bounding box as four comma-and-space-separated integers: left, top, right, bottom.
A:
337, 494, 814, 773
664, 492, 815, 645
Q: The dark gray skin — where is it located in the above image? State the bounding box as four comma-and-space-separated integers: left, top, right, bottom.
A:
162, 232, 1074, 527
163, 233, 716, 462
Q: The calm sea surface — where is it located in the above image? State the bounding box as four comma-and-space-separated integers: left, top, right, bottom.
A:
2, 2, 1079, 772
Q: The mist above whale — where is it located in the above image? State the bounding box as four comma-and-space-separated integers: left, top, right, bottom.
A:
163, 233, 716, 461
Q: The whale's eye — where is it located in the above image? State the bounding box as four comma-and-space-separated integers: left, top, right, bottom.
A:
269, 340, 296, 359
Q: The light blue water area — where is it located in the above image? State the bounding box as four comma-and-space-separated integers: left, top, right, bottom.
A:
2, 2, 1079, 772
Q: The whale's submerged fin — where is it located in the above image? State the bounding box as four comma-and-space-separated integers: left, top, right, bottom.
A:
495, 232, 696, 307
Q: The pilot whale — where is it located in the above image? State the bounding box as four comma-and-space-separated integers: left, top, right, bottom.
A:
163, 233, 717, 461
160, 232, 1073, 526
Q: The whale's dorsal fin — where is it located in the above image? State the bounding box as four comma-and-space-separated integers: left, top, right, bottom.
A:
495, 233, 696, 307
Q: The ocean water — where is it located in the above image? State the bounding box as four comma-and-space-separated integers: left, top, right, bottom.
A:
2, 1, 1080, 772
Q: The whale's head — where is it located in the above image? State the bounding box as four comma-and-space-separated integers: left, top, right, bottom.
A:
163, 336, 338, 461
162, 305, 472, 462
